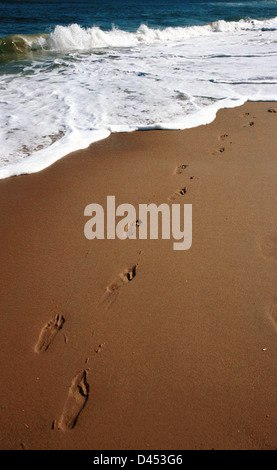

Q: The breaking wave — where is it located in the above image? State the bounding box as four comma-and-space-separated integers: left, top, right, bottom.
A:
1, 16, 277, 56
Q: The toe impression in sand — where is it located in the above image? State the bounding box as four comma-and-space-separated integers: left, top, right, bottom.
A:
57, 370, 89, 431
103, 264, 137, 309
34, 313, 65, 353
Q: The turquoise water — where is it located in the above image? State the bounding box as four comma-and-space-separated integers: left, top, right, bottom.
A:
0, 1, 276, 178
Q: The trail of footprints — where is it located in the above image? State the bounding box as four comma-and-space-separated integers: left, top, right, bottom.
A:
172, 107, 277, 337
33, 263, 139, 432
34, 313, 65, 353
34, 312, 89, 431
242, 112, 255, 128
168, 186, 187, 201
211, 133, 232, 155
168, 163, 195, 201
211, 107, 268, 156
31, 106, 277, 436
213, 108, 277, 336
55, 370, 89, 431
32, 158, 190, 431
103, 264, 137, 310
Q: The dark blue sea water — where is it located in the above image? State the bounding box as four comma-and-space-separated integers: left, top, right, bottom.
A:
0, 0, 276, 178
1, 0, 277, 36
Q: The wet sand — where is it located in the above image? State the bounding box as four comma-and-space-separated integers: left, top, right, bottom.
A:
0, 101, 276, 450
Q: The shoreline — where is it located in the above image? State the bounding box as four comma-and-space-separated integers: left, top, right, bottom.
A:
0, 101, 277, 450
0, 98, 273, 181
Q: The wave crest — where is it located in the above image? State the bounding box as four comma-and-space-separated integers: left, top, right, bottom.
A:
0, 33, 48, 55
44, 17, 277, 49
1, 16, 277, 55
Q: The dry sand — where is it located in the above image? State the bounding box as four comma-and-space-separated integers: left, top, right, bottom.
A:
0, 101, 276, 450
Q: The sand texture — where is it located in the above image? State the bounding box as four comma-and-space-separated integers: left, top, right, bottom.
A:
0, 102, 276, 450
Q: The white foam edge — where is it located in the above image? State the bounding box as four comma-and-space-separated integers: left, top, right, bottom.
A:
0, 128, 111, 179
0, 95, 273, 180
108, 97, 247, 133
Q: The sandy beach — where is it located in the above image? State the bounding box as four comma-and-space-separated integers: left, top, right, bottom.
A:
0, 101, 276, 450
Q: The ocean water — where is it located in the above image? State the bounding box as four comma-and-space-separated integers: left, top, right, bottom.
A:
0, 0, 277, 179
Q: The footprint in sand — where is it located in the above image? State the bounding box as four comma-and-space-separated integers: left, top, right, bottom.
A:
242, 119, 255, 127
268, 108, 277, 113
95, 343, 105, 354
56, 370, 89, 431
211, 146, 226, 156
174, 164, 188, 175
168, 187, 187, 201
241, 112, 256, 127
242, 121, 255, 128
218, 134, 228, 141
34, 313, 65, 353
103, 264, 137, 309
213, 134, 233, 154
268, 300, 277, 330
258, 235, 277, 261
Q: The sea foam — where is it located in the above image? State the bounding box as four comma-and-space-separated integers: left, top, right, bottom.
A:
3, 17, 277, 53
0, 17, 276, 179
